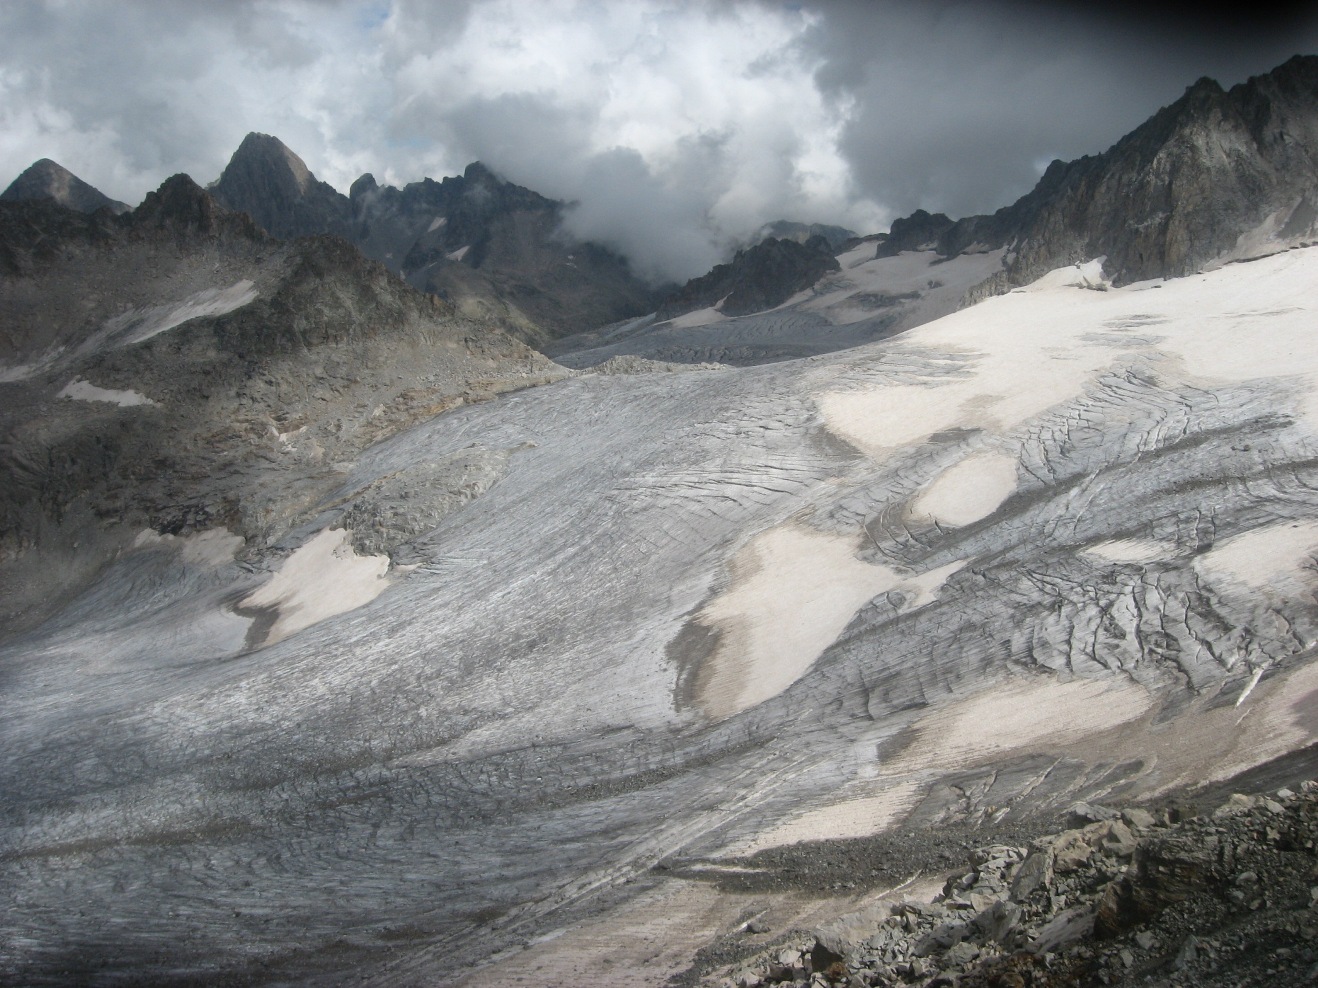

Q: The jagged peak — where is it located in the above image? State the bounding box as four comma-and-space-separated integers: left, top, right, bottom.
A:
130, 173, 265, 242
350, 173, 378, 199
225, 132, 315, 194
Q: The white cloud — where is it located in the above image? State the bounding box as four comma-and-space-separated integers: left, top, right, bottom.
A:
377, 0, 882, 280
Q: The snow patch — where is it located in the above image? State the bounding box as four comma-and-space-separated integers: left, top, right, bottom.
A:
802, 248, 1006, 327
910, 452, 1018, 527
1193, 518, 1318, 598
102, 280, 258, 347
744, 782, 923, 851
239, 528, 392, 647
880, 677, 1153, 778
816, 250, 1318, 457
0, 361, 40, 382
695, 523, 962, 719
665, 306, 728, 329
427, 215, 447, 233
58, 377, 154, 406
1013, 258, 1108, 292
446, 245, 470, 262
1084, 538, 1169, 565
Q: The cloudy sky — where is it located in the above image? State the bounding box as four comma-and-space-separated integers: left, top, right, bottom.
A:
2, 0, 1316, 282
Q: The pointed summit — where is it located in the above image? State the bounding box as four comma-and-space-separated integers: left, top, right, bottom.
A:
1, 158, 129, 214
210, 132, 352, 240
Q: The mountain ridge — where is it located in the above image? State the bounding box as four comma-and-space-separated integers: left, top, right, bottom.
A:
209, 134, 661, 343
931, 53, 1318, 291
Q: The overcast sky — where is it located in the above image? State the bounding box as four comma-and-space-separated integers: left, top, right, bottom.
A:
2, 0, 1316, 281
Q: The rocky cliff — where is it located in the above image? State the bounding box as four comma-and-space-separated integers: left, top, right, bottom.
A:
209, 131, 355, 241
934, 55, 1318, 289
699, 782, 1318, 988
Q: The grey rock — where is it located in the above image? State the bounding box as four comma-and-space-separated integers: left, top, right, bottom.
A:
1121, 808, 1157, 830
972, 900, 1023, 945
1031, 904, 1097, 953
942, 940, 980, 968
1011, 846, 1056, 902
1172, 935, 1199, 971
655, 236, 840, 321
1066, 802, 1120, 828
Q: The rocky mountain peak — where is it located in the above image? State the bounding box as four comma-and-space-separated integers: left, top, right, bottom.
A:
877, 208, 955, 257
223, 132, 314, 195
210, 132, 353, 241
461, 161, 499, 186
349, 172, 379, 201
0, 158, 129, 214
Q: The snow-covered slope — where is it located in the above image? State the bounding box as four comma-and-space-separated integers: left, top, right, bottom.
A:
549, 245, 1007, 367
4, 248, 1318, 984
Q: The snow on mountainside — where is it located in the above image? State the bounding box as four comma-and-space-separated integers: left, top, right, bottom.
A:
0, 174, 563, 636
4, 242, 1318, 984
547, 243, 1007, 367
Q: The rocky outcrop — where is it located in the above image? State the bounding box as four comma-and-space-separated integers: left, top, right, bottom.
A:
0, 158, 129, 214
875, 209, 955, 258
363, 162, 660, 341
710, 784, 1318, 987
935, 55, 1318, 289
657, 235, 841, 319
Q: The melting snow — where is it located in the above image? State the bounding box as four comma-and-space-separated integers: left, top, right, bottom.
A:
239, 528, 392, 647
696, 524, 962, 719
58, 377, 154, 406
102, 280, 258, 347
1193, 518, 1318, 597
910, 451, 1019, 527
820, 248, 1318, 456
664, 306, 728, 329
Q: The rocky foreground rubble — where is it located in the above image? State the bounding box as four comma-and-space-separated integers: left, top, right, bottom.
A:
707, 783, 1318, 988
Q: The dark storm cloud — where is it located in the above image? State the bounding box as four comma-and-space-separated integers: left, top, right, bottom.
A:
800, 0, 1318, 219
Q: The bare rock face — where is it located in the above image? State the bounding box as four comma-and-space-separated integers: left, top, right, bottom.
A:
712, 784, 1318, 988
939, 54, 1318, 288
361, 161, 661, 342
0, 158, 129, 214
